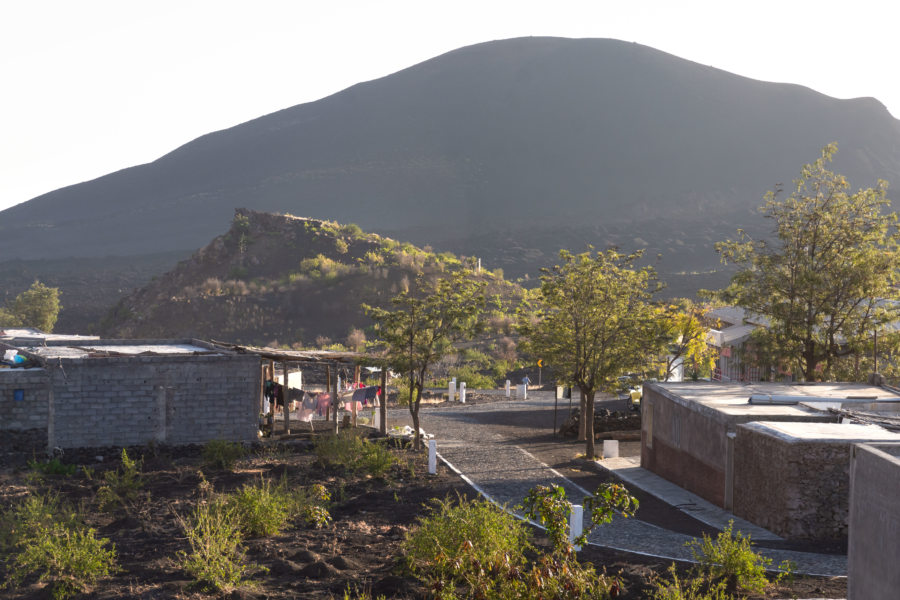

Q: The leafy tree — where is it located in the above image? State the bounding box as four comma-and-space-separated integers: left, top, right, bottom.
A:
715, 144, 900, 380
365, 271, 486, 450
2, 281, 62, 332
520, 249, 662, 458
655, 300, 718, 381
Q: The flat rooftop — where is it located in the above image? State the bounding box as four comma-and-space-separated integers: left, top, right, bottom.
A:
1, 328, 100, 343
744, 421, 900, 443
649, 382, 900, 422
23, 343, 222, 360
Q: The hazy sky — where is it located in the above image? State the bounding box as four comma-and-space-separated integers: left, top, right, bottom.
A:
2, 0, 896, 213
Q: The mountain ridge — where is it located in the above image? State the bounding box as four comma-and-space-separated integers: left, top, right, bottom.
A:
3, 36, 899, 330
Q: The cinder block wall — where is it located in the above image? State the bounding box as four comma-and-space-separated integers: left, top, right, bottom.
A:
848, 443, 900, 600
734, 423, 850, 542
0, 368, 49, 431
48, 354, 259, 448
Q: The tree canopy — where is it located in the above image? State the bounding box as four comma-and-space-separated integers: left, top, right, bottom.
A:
520, 249, 662, 458
365, 271, 486, 449
715, 144, 900, 381
0, 281, 62, 332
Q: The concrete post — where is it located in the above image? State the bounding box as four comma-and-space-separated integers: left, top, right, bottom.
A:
602, 439, 619, 458
505, 380, 511, 397
460, 382, 466, 404
428, 439, 437, 474
449, 378, 456, 402
569, 504, 584, 551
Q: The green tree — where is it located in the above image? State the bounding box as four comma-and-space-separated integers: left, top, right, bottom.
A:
715, 144, 900, 381
2, 281, 62, 332
656, 300, 718, 381
520, 249, 662, 458
365, 271, 486, 450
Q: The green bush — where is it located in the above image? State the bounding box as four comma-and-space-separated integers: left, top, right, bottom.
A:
96, 448, 144, 511
315, 431, 397, 477
227, 478, 332, 537
2, 493, 117, 600
650, 564, 734, 600
27, 457, 77, 477
403, 494, 532, 588
202, 439, 246, 471
687, 520, 792, 595
177, 498, 255, 592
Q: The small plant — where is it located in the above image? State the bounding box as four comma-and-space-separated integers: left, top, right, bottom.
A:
202, 439, 246, 471
96, 448, 143, 510
687, 520, 792, 595
523, 482, 639, 556
2, 492, 117, 600
27, 457, 77, 477
228, 478, 294, 537
177, 497, 255, 592
314, 431, 397, 477
403, 494, 531, 589
650, 564, 734, 600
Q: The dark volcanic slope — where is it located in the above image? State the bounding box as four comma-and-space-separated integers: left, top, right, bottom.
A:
2, 37, 899, 265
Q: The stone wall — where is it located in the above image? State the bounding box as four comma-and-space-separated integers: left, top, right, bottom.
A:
848, 443, 900, 600
734, 423, 851, 542
0, 367, 49, 431
641, 386, 731, 506
47, 354, 259, 449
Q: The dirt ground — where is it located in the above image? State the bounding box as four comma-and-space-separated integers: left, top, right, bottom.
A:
0, 443, 847, 600
0, 404, 847, 599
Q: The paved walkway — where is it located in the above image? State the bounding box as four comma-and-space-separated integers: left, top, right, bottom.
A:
386, 393, 847, 578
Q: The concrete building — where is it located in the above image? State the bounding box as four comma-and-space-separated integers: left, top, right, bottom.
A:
848, 442, 900, 599
642, 381, 900, 541
1, 337, 260, 450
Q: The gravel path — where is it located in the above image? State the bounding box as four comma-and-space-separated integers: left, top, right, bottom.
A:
385, 392, 847, 577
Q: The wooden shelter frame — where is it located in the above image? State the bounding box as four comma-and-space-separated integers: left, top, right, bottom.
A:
208, 341, 389, 435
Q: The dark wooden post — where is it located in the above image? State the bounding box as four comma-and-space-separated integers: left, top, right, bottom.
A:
283, 362, 291, 435
352, 364, 360, 427
380, 366, 387, 435
332, 362, 340, 433
325, 365, 332, 420
266, 361, 275, 433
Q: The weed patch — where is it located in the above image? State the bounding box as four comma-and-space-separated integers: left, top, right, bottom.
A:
315, 431, 397, 477
202, 439, 246, 471
2, 492, 117, 600
177, 497, 257, 592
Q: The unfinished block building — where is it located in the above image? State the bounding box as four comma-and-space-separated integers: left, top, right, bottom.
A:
1, 332, 260, 450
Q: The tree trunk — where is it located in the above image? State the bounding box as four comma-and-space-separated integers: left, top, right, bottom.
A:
584, 388, 596, 459
578, 388, 587, 441
410, 385, 422, 451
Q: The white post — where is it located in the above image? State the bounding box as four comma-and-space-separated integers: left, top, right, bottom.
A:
602, 439, 619, 459
569, 504, 584, 552
460, 382, 466, 404
449, 378, 457, 402
373, 409, 381, 430
505, 380, 511, 397
428, 439, 437, 474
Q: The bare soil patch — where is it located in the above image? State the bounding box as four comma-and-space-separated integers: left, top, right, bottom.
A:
0, 432, 846, 599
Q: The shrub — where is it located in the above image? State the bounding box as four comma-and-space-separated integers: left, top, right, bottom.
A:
27, 457, 77, 477
202, 439, 246, 471
177, 498, 254, 592
403, 494, 531, 588
650, 564, 734, 600
687, 520, 792, 594
314, 431, 397, 477
96, 448, 144, 511
2, 493, 117, 600
227, 478, 331, 537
